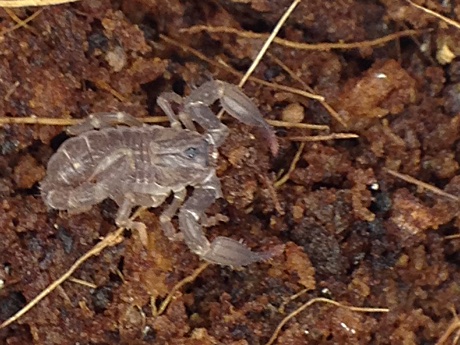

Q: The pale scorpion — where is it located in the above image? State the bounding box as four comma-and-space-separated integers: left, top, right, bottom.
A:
41, 80, 280, 267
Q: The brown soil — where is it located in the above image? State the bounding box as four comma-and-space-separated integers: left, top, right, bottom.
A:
1, 1, 460, 344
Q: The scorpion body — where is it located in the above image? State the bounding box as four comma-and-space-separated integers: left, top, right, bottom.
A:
41, 80, 280, 267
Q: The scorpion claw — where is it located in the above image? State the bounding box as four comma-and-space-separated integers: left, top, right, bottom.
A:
185, 80, 278, 156
217, 81, 279, 156
202, 236, 279, 267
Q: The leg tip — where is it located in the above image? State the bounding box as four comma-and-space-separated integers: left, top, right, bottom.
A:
202, 237, 285, 268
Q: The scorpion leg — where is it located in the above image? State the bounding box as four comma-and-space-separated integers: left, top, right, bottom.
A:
157, 92, 197, 131
157, 92, 185, 129
183, 103, 230, 146
159, 188, 186, 241
67, 112, 143, 135
178, 175, 274, 267
184, 80, 278, 155
115, 194, 150, 246
116, 190, 175, 246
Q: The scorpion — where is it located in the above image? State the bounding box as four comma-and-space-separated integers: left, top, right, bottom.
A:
41, 80, 281, 267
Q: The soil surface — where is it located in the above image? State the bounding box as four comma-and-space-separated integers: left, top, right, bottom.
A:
1, 1, 460, 344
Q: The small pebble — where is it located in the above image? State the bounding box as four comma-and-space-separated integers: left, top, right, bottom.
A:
281, 102, 304, 123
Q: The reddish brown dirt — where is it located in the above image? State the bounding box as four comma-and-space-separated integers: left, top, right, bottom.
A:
1, 1, 460, 344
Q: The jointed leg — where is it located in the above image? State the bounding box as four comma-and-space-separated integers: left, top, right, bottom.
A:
201, 213, 229, 228
156, 92, 184, 129
178, 177, 274, 267
157, 91, 198, 131
159, 189, 186, 241
67, 112, 143, 135
178, 111, 197, 132
115, 194, 149, 246
183, 103, 229, 146
115, 189, 174, 246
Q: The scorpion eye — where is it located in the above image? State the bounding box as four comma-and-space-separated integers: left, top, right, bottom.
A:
184, 147, 199, 159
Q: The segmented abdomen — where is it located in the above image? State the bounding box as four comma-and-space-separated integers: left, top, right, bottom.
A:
40, 126, 158, 210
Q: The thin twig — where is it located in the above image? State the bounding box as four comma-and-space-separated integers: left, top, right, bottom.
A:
0, 8, 43, 37
4, 7, 38, 34
0, 116, 169, 126
0, 116, 328, 130
274, 133, 359, 188
436, 310, 460, 345
407, 0, 460, 30
181, 25, 424, 51
4, 81, 20, 101
68, 277, 97, 289
266, 297, 389, 345
0, 0, 79, 7
260, 174, 284, 215
274, 143, 305, 189
278, 287, 309, 313
267, 52, 345, 127
288, 133, 359, 141
267, 119, 328, 130
384, 168, 459, 202
238, 0, 301, 87
444, 234, 460, 240
93, 80, 128, 103
0, 207, 146, 329
266, 52, 314, 92
255, 80, 324, 101
155, 262, 210, 317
